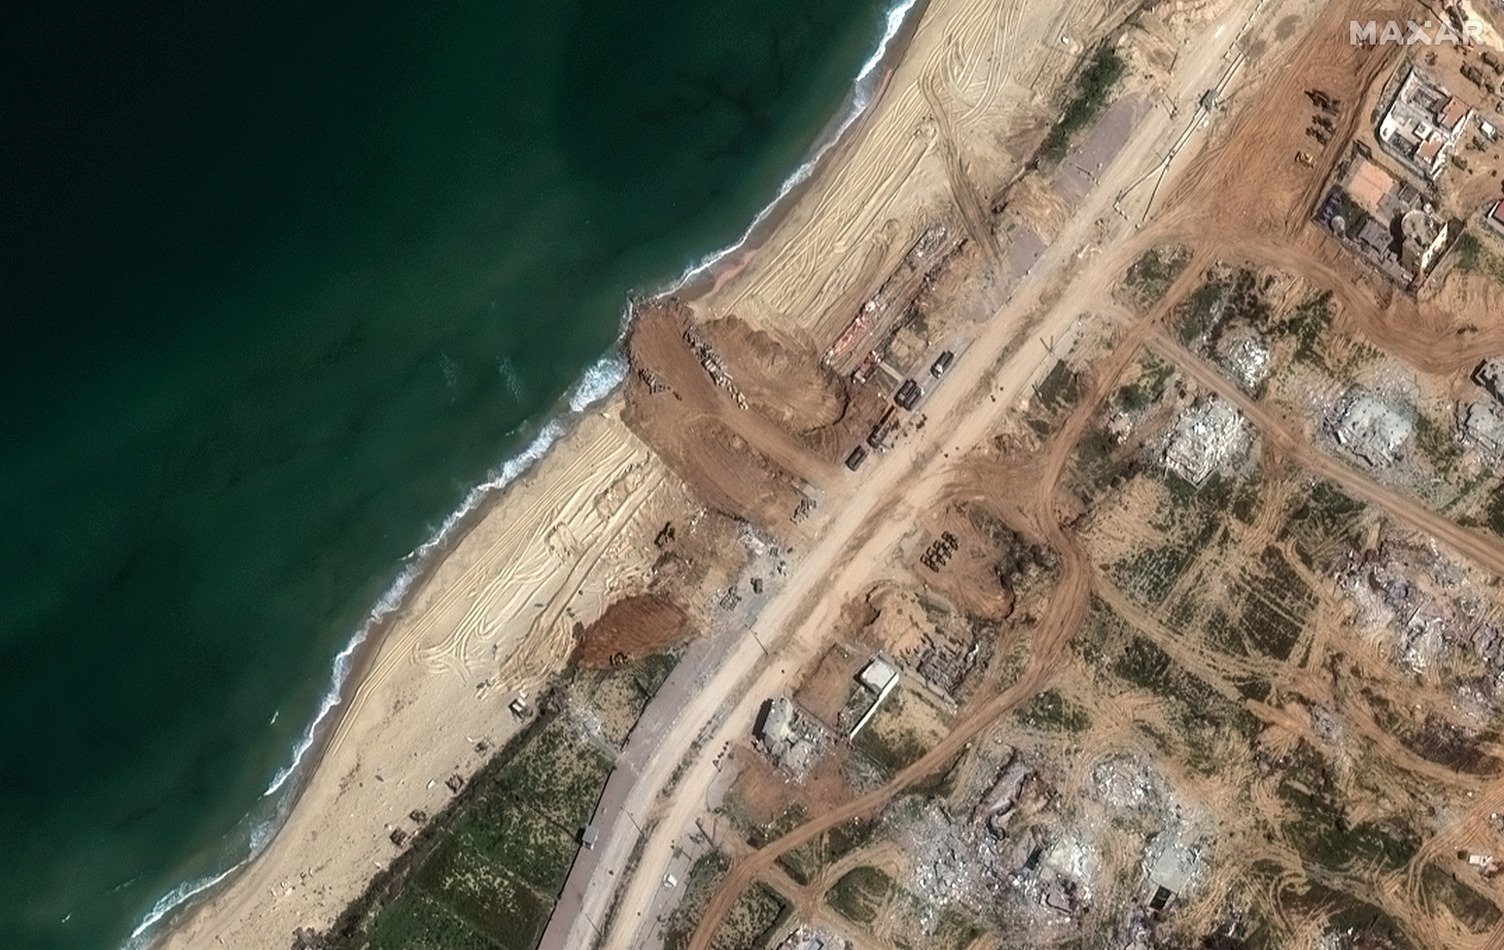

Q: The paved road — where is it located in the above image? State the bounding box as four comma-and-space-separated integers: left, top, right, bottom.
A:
543, 1, 1272, 946
539, 583, 769, 948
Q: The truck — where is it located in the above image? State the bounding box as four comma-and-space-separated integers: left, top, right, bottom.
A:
867, 407, 899, 452
845, 445, 868, 471
895, 379, 923, 410
931, 350, 955, 377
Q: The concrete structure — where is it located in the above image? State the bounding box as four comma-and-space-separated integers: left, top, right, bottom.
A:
1475, 358, 1504, 403
1162, 397, 1252, 485
1378, 68, 1473, 181
850, 657, 900, 739
1330, 390, 1414, 467
858, 657, 899, 693
1318, 151, 1439, 285
1399, 207, 1449, 273
755, 695, 824, 776
1148, 841, 1201, 895
1462, 401, 1504, 457
1489, 200, 1504, 236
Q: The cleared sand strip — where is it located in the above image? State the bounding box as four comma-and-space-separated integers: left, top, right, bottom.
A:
160, 408, 674, 949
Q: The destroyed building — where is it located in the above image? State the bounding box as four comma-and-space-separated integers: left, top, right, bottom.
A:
1162, 397, 1252, 485
1474, 358, 1504, 403
1329, 390, 1413, 467
1145, 835, 1205, 910
1399, 207, 1449, 274
754, 695, 825, 778
1216, 332, 1271, 393
1460, 401, 1504, 458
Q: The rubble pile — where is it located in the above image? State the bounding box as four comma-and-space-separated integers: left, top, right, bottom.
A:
1327, 389, 1414, 468
1162, 397, 1253, 485
1338, 538, 1487, 673
1217, 332, 1271, 393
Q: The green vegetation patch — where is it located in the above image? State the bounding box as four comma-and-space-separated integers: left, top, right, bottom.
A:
1421, 863, 1503, 932
414, 838, 552, 948
323, 655, 683, 950
1456, 230, 1504, 283
1016, 688, 1091, 732
1281, 290, 1335, 367
1110, 543, 1197, 607
1112, 635, 1258, 770
663, 850, 732, 950
1485, 482, 1504, 536
368, 889, 505, 950
711, 883, 790, 950
1036, 360, 1081, 412
1277, 780, 1418, 873
1120, 245, 1192, 312
1174, 269, 1271, 349
1041, 44, 1128, 162
826, 865, 894, 924
1227, 547, 1315, 662
1364, 689, 1501, 773
1279, 880, 1416, 949
775, 840, 821, 887
852, 692, 931, 777
1414, 410, 1462, 474
495, 716, 613, 831
826, 815, 878, 864
1282, 481, 1365, 571
449, 794, 577, 894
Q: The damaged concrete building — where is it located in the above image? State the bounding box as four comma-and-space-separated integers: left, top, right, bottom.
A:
1162, 397, 1252, 485
754, 695, 825, 778
1329, 389, 1413, 467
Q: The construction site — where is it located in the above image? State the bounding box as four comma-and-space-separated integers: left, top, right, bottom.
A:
294, 0, 1504, 948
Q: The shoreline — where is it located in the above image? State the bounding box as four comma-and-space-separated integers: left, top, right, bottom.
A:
138, 1, 932, 945
670, 0, 928, 304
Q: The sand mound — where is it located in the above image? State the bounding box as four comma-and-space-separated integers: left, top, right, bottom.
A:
573, 593, 690, 668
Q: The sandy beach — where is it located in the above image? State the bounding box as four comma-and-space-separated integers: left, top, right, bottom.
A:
158, 406, 685, 947
158, 0, 1127, 942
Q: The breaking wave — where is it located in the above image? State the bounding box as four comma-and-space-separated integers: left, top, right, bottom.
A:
662, 0, 923, 293
127, 0, 923, 943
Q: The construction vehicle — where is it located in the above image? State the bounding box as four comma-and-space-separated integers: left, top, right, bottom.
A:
930, 350, 955, 378
845, 445, 868, 471
867, 407, 899, 452
895, 379, 923, 410
1296, 151, 1315, 168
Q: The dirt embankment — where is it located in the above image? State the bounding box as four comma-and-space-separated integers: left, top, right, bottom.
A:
573, 593, 691, 668
621, 299, 827, 532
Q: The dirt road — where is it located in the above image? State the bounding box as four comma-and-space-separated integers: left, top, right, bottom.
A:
1146, 330, 1504, 581
567, 0, 1434, 945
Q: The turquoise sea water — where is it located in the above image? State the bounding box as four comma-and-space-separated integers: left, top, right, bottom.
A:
0, 1, 909, 946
